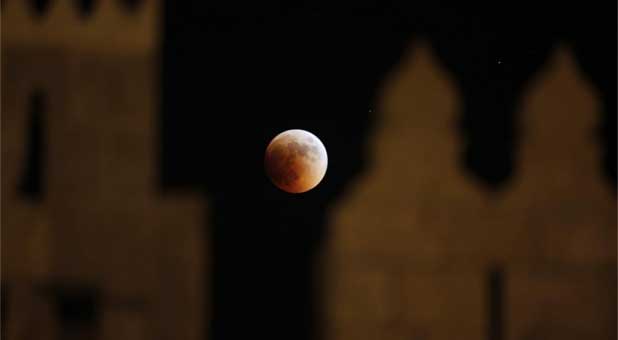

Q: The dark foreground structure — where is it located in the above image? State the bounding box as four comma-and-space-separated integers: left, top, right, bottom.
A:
2, 1, 616, 340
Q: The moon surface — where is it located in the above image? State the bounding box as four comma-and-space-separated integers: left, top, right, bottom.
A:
264, 129, 328, 193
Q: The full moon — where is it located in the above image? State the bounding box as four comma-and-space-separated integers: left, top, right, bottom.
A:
264, 129, 328, 193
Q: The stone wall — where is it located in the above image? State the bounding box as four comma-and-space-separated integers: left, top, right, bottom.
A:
325, 42, 616, 340
2, 2, 207, 340
2, 3, 615, 340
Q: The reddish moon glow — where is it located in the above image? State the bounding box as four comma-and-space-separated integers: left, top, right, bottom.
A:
264, 129, 328, 193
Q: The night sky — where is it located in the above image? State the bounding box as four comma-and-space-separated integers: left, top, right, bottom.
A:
161, 1, 615, 340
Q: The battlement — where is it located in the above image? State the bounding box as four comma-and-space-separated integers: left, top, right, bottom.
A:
2, 0, 159, 54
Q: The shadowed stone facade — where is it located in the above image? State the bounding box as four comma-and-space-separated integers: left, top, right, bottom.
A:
325, 43, 616, 340
2, 2, 206, 340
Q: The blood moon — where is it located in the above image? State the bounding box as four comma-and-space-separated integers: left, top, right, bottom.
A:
264, 129, 328, 193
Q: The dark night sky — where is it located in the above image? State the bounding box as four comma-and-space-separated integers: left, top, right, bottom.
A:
4, 1, 615, 339
160, 1, 616, 339
162, 1, 616, 192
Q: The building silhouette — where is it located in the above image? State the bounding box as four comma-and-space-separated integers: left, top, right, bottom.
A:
2, 2, 615, 340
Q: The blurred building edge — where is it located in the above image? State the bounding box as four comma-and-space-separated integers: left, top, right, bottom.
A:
2, 0, 158, 55
324, 42, 616, 340
2, 1, 207, 340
